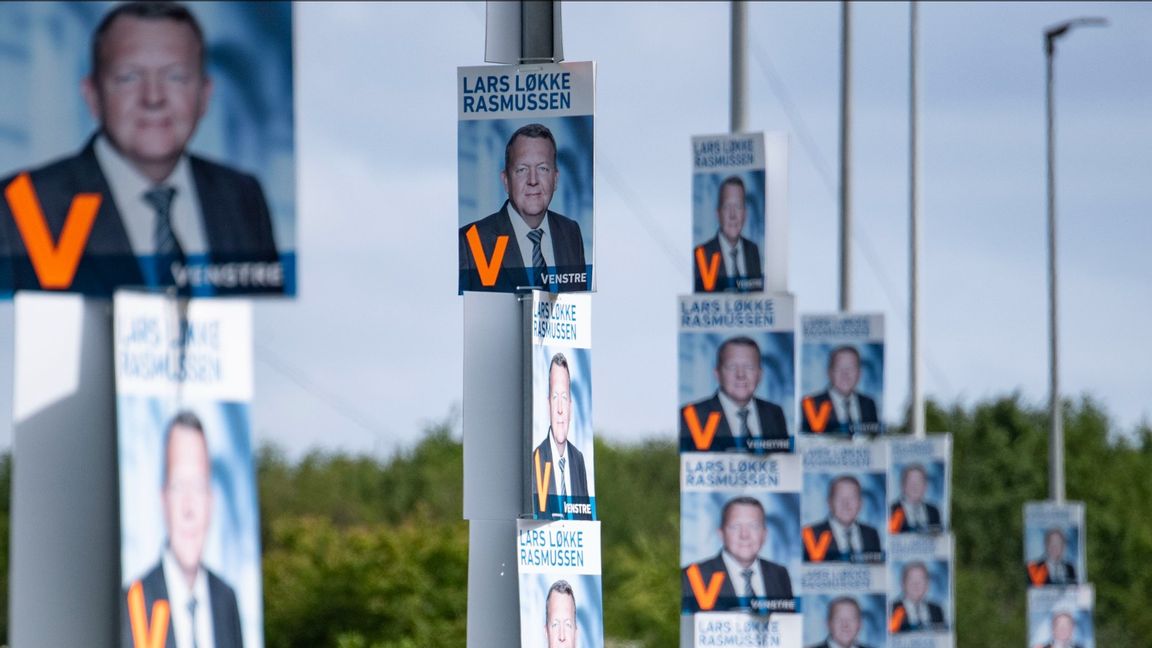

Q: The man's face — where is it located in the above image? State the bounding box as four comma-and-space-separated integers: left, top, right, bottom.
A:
83, 16, 211, 180
549, 364, 571, 447
828, 601, 862, 646
828, 349, 861, 396
501, 135, 558, 223
829, 479, 862, 527
902, 469, 927, 504
720, 503, 766, 567
717, 182, 747, 245
716, 343, 761, 407
1052, 614, 1075, 642
545, 592, 577, 648
162, 425, 212, 579
1045, 533, 1066, 561
903, 566, 929, 603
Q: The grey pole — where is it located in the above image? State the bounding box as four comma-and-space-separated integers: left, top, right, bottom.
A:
839, 1, 852, 312
1043, 17, 1107, 504
730, 1, 748, 133
909, 1, 924, 438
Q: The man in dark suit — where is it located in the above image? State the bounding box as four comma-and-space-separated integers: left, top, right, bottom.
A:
1042, 612, 1083, 648
122, 412, 243, 648
681, 496, 793, 612
459, 123, 588, 292
531, 353, 591, 520
0, 1, 281, 296
890, 562, 947, 633
890, 464, 943, 533
801, 346, 881, 436
679, 336, 789, 452
807, 596, 875, 648
803, 475, 883, 563
693, 175, 763, 293
1027, 528, 1078, 586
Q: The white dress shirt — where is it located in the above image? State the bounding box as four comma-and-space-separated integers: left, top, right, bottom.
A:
161, 549, 216, 648
549, 432, 573, 497
94, 135, 208, 256
508, 202, 556, 268
720, 550, 764, 597
717, 390, 762, 438
828, 518, 863, 554
717, 233, 746, 277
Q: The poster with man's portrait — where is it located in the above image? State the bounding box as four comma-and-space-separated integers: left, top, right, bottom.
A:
526, 291, 595, 520
458, 62, 595, 293
887, 435, 951, 535
799, 314, 885, 437
0, 1, 296, 297
1023, 502, 1086, 588
518, 520, 603, 648
1027, 586, 1095, 648
690, 132, 788, 294
887, 534, 955, 648
679, 293, 796, 453
114, 291, 262, 648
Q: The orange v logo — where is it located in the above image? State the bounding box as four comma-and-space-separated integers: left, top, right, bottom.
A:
127, 580, 169, 648
802, 397, 832, 433
4, 173, 101, 289
694, 247, 721, 291
802, 527, 833, 562
533, 449, 552, 512
682, 405, 722, 451
685, 563, 725, 611
464, 224, 508, 287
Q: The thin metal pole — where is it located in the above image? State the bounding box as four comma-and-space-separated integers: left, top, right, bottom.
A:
909, 1, 924, 438
839, 1, 852, 312
730, 1, 748, 133
1045, 34, 1064, 503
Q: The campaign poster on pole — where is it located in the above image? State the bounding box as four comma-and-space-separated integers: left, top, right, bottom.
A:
798, 314, 885, 437
1023, 502, 1086, 587
1027, 586, 1094, 648
0, 1, 296, 297
680, 453, 801, 617
526, 290, 595, 520
678, 293, 796, 453
800, 440, 889, 565
458, 62, 595, 294
887, 534, 954, 647
690, 132, 788, 294
114, 291, 262, 648
888, 435, 951, 535
518, 520, 604, 648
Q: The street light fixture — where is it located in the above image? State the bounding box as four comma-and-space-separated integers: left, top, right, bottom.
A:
1044, 16, 1107, 504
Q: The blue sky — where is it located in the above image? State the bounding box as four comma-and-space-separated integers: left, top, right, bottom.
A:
5, 2, 1146, 458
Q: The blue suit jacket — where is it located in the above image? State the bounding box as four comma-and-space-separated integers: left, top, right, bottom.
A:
121, 561, 244, 648
458, 200, 587, 292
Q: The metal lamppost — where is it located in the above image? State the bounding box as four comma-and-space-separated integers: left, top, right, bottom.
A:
1044, 16, 1106, 503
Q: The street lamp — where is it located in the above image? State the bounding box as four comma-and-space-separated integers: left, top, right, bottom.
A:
1044, 16, 1106, 504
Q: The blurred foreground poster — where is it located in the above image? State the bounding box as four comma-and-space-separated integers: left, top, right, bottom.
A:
0, 2, 296, 297
115, 290, 262, 648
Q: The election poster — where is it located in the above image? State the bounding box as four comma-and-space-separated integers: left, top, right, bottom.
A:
800, 441, 888, 565
526, 291, 596, 520
679, 293, 796, 453
680, 453, 802, 616
1027, 586, 1095, 648
799, 314, 885, 437
888, 435, 951, 535
518, 520, 604, 648
1024, 501, 1086, 587
690, 132, 788, 294
0, 1, 296, 297
799, 583, 888, 648
887, 534, 954, 647
114, 291, 262, 648
458, 62, 595, 294
690, 612, 802, 648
